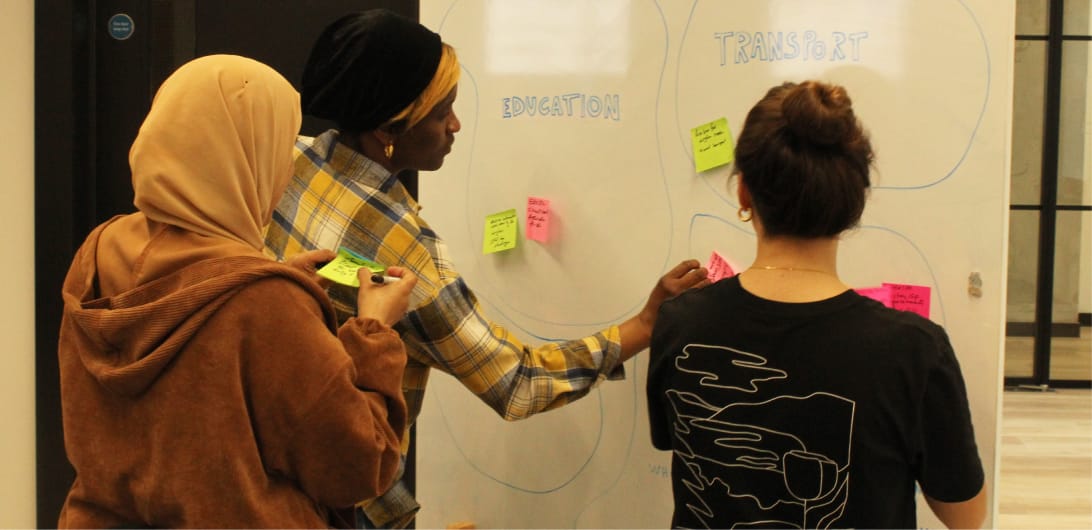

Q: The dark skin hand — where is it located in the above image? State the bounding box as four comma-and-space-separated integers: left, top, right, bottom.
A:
618, 259, 710, 361
355, 266, 417, 327
287, 249, 418, 327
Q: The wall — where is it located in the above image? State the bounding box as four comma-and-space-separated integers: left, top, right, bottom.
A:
415, 1, 1012, 528
0, 0, 39, 526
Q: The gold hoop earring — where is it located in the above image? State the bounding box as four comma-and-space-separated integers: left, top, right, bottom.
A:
737, 207, 752, 223
384, 143, 394, 159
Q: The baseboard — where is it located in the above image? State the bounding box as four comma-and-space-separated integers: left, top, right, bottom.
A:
1006, 321, 1082, 337
1081, 312, 1091, 327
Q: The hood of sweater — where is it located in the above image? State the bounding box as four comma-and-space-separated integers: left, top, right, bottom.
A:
61, 217, 334, 398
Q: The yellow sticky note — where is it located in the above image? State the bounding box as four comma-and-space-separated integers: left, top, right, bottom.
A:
316, 247, 386, 287
483, 208, 518, 254
691, 117, 735, 172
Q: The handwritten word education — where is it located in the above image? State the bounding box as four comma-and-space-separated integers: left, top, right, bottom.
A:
501, 93, 621, 121
714, 31, 869, 65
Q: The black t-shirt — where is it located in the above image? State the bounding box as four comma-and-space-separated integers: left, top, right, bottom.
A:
647, 276, 984, 529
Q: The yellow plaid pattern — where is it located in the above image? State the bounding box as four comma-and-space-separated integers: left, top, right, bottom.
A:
265, 131, 624, 528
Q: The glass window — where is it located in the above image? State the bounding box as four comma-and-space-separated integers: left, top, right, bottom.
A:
1017, 0, 1050, 35
1010, 0, 1092, 386
1012, 41, 1048, 205
1005, 210, 1040, 379
1063, 0, 1092, 35
1049, 210, 1091, 381
1058, 41, 1091, 204
1005, 333, 1036, 378
1006, 209, 1040, 323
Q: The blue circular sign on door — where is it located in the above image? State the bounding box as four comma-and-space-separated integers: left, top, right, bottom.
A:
108, 13, 134, 41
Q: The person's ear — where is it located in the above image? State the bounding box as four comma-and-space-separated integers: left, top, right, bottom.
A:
372, 127, 396, 148
368, 127, 400, 160
736, 174, 753, 210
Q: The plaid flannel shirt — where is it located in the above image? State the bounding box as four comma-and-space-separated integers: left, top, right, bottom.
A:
264, 130, 625, 528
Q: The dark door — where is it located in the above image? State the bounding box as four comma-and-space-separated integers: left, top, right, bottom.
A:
35, 1, 418, 525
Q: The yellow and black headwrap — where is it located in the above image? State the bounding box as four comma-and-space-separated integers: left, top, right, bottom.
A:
301, 9, 459, 132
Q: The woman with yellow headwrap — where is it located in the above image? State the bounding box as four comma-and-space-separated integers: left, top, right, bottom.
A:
57, 54, 417, 528
264, 10, 709, 528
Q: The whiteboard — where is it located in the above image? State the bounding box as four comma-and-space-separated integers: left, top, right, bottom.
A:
416, 1, 1013, 528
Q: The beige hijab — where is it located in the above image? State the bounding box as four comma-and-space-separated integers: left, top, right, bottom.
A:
130, 54, 301, 250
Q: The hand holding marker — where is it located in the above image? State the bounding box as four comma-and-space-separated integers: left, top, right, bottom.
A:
370, 273, 401, 285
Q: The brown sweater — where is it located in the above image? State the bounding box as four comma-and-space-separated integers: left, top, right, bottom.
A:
57, 218, 408, 528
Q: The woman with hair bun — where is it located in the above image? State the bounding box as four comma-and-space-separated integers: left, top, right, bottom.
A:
647, 80, 986, 529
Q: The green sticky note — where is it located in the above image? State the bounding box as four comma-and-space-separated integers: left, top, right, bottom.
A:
316, 247, 386, 287
691, 117, 735, 172
483, 208, 519, 254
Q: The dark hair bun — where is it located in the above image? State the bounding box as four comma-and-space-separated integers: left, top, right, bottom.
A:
781, 80, 857, 147
733, 80, 873, 238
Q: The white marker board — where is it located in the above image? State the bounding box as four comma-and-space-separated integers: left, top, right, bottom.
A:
416, 1, 1013, 527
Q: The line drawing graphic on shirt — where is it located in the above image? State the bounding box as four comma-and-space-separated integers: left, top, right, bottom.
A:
667, 343, 856, 529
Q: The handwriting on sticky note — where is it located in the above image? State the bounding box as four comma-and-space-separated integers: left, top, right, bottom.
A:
884, 283, 931, 319
483, 209, 519, 254
526, 197, 551, 242
317, 247, 386, 288
854, 286, 894, 308
705, 250, 736, 282
691, 117, 735, 172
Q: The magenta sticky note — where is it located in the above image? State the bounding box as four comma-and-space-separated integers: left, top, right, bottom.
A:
706, 250, 736, 282
855, 286, 893, 308
883, 283, 931, 319
526, 197, 550, 242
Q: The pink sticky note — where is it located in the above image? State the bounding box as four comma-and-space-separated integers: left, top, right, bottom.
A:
883, 283, 931, 319
705, 250, 736, 282
855, 286, 893, 308
526, 197, 551, 242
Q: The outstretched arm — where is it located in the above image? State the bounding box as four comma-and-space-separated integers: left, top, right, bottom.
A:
618, 259, 709, 362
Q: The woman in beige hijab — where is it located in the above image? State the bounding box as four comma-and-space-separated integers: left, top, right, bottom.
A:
56, 54, 416, 528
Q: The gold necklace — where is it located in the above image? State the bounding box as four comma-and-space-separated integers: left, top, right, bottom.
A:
753, 265, 835, 275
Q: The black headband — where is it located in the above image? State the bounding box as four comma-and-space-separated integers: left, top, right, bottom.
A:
301, 9, 442, 131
